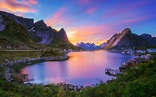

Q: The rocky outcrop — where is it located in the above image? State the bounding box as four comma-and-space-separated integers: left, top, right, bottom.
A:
29, 20, 54, 44
0, 13, 34, 49
0, 10, 77, 49
0, 11, 34, 30
33, 20, 47, 28
29, 20, 71, 44
140, 34, 156, 46
29, 24, 57, 44
58, 28, 70, 43
140, 34, 152, 41
0, 15, 5, 31
101, 28, 156, 49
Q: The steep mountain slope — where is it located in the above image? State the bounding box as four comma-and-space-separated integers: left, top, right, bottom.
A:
29, 20, 76, 49
140, 34, 156, 46
58, 28, 70, 43
29, 20, 57, 44
0, 11, 33, 30
0, 10, 78, 50
101, 28, 155, 49
0, 13, 37, 49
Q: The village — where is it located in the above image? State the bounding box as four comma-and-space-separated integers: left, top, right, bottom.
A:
105, 48, 156, 76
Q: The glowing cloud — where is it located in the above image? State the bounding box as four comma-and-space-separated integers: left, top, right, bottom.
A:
45, 7, 66, 27
0, 0, 37, 13
45, 7, 75, 30
0, 0, 155, 46
67, 25, 115, 45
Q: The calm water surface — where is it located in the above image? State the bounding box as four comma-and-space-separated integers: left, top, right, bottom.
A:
21, 50, 135, 86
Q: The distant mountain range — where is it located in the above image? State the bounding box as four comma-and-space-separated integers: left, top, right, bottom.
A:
76, 42, 100, 50
0, 10, 77, 50
100, 28, 156, 49
76, 28, 156, 50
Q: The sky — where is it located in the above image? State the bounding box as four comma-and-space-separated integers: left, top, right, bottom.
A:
0, 0, 156, 45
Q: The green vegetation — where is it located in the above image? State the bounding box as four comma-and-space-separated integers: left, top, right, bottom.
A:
0, 50, 68, 72
0, 15, 79, 50
40, 50, 64, 57
0, 55, 156, 97
51, 38, 80, 50
0, 15, 42, 50
0, 51, 42, 64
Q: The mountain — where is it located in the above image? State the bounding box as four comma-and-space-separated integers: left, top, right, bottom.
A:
29, 20, 58, 44
76, 42, 101, 50
0, 10, 77, 50
28, 20, 76, 49
0, 12, 36, 49
58, 28, 70, 43
99, 42, 106, 48
101, 28, 156, 49
0, 11, 33, 30
140, 34, 156, 46
29, 20, 70, 45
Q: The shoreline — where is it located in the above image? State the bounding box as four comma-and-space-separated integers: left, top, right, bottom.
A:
0, 51, 69, 84
1, 50, 155, 88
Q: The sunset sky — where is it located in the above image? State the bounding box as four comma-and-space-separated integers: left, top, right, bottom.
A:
0, 0, 156, 45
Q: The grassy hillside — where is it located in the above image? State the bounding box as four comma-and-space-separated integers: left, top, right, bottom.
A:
0, 11, 80, 50
0, 15, 41, 50
0, 51, 42, 64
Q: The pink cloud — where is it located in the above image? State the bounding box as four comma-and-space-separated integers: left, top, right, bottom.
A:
45, 7, 66, 27
67, 14, 152, 45
28, 0, 38, 4
45, 7, 75, 29
68, 24, 115, 45
86, 7, 96, 14
110, 15, 154, 27
0, 0, 37, 13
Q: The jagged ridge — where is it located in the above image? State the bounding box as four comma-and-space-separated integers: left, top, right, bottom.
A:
0, 10, 77, 50
101, 28, 156, 49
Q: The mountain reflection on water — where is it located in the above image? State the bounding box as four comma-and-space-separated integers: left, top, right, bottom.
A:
21, 50, 135, 86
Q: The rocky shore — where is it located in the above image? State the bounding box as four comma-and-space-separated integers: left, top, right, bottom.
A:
1, 55, 69, 83
105, 53, 153, 76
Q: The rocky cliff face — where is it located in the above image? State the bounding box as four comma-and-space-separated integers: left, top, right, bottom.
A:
0, 11, 34, 30
0, 15, 5, 31
101, 28, 155, 49
140, 34, 156, 46
0, 13, 35, 49
33, 20, 47, 28
58, 28, 70, 43
29, 20, 71, 44
29, 20, 56, 44
0, 10, 77, 49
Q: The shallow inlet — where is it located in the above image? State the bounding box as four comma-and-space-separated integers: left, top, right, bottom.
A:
20, 50, 135, 86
